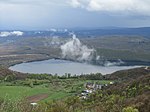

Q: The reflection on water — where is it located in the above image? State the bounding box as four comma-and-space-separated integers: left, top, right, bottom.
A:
9, 59, 141, 75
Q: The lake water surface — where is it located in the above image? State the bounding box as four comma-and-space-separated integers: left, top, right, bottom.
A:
9, 59, 141, 75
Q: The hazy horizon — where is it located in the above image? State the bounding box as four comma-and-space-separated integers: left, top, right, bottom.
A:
1, 26, 150, 31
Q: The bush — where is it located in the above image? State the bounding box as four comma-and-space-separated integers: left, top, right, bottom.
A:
122, 107, 139, 112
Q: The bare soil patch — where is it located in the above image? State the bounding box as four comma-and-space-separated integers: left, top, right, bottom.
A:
27, 93, 49, 102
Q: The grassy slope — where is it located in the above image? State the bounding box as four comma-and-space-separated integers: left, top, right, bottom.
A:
0, 85, 72, 102
0, 80, 111, 102
0, 85, 50, 101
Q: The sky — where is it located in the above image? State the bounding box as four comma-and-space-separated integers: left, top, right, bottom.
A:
1, 0, 150, 30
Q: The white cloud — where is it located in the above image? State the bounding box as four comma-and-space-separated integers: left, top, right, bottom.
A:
1, 0, 150, 29
70, 0, 81, 8
1, 0, 150, 16
0, 0, 68, 6
50, 28, 57, 32
69, 0, 150, 16
11, 31, 24, 36
61, 34, 95, 61
0, 31, 24, 37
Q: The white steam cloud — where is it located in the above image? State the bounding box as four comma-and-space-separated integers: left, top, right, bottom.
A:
61, 33, 124, 66
61, 34, 96, 61
49, 28, 68, 33
104, 59, 124, 67
0, 31, 24, 37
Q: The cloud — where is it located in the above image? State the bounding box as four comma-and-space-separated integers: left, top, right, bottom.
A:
1, 0, 150, 16
60, 33, 96, 62
49, 28, 68, 32
60, 33, 125, 66
0, 31, 24, 37
0, 0, 68, 6
69, 0, 150, 16
1, 0, 150, 29
104, 59, 124, 67
70, 0, 82, 8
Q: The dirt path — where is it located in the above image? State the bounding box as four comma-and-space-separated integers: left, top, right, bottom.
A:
27, 93, 49, 103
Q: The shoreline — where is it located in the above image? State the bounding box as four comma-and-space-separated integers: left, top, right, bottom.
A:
9, 57, 150, 68
9, 58, 148, 76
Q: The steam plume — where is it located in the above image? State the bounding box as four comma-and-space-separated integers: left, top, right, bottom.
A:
60, 33, 124, 66
104, 59, 124, 66
61, 33, 95, 62
0, 31, 23, 37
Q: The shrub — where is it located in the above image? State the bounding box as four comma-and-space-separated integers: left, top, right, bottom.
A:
122, 107, 139, 112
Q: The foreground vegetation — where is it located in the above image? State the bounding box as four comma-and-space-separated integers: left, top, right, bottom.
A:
0, 71, 111, 101
0, 79, 110, 102
0, 67, 150, 112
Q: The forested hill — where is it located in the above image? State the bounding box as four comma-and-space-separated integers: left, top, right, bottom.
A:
0, 67, 27, 80
106, 67, 150, 81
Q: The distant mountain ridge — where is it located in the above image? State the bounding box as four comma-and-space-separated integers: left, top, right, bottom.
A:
75, 27, 150, 38
1, 27, 150, 38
